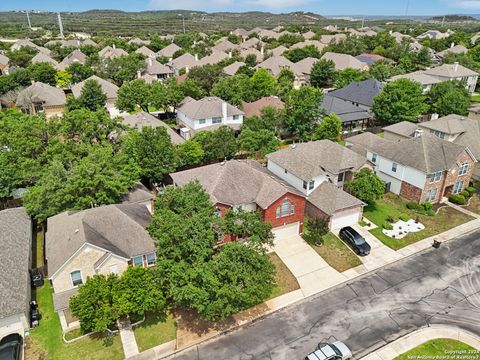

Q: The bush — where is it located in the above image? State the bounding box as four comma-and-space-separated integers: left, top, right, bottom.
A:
474, 181, 480, 192
423, 202, 432, 212
382, 222, 393, 230
406, 201, 419, 210
302, 217, 328, 245
460, 190, 471, 198
399, 214, 410, 222
466, 186, 476, 195
386, 215, 395, 223
449, 194, 466, 205
426, 209, 436, 216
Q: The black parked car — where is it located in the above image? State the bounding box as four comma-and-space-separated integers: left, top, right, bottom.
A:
339, 226, 371, 256
0, 334, 23, 360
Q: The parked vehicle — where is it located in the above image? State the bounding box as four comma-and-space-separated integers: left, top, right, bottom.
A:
0, 334, 23, 360
339, 226, 371, 256
305, 341, 352, 360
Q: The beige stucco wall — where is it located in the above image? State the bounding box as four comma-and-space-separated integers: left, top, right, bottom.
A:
44, 105, 65, 119
97, 254, 129, 276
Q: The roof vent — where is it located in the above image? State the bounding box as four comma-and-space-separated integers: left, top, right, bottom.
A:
414, 129, 423, 138
74, 229, 79, 233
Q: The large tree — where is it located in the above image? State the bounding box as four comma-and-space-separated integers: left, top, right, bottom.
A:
346, 168, 385, 204
193, 126, 237, 161
176, 140, 204, 167
60, 109, 120, 144
426, 80, 470, 117
188, 64, 225, 94
116, 79, 153, 113
310, 58, 337, 87
66, 62, 95, 84
312, 113, 342, 142
284, 86, 323, 140
334, 68, 370, 89
76, 79, 108, 111
211, 74, 251, 105
27, 62, 57, 86
238, 128, 281, 156
249, 68, 277, 99
372, 78, 428, 125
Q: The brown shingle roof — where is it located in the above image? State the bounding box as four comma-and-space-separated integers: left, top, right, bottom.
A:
242, 96, 284, 118
307, 182, 364, 215
177, 96, 244, 120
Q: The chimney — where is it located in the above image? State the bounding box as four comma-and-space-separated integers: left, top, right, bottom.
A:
194, 53, 198, 61
431, 113, 439, 120
389, 30, 392, 35
414, 129, 423, 138
451, 42, 455, 48
137, 70, 142, 79
228, 51, 232, 59
260, 46, 264, 55
222, 101, 228, 123
112, 43, 116, 49
453, 61, 459, 72
185, 65, 190, 74
148, 58, 153, 66
169, 57, 173, 62
193, 40, 197, 45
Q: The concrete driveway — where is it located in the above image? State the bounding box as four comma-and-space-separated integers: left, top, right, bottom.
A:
270, 231, 347, 297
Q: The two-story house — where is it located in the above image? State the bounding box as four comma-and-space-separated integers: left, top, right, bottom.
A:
45, 203, 156, 332
346, 132, 476, 203
176, 97, 244, 140
382, 114, 480, 180
170, 159, 306, 237
266, 141, 368, 230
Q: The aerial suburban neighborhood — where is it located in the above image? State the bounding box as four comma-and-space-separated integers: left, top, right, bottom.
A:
2, 1, 480, 360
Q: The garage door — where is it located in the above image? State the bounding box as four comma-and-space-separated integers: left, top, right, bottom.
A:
330, 211, 361, 230
272, 222, 300, 240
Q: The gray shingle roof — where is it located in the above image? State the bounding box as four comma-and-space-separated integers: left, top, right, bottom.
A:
57, 49, 87, 70
31, 52, 59, 67
170, 159, 303, 209
321, 52, 369, 71
292, 57, 318, 76
197, 51, 228, 66
71, 75, 118, 100
424, 63, 478, 78
266, 140, 367, 180
122, 111, 185, 145
16, 82, 66, 108
327, 79, 384, 108
145, 58, 174, 76
53, 288, 78, 311
120, 182, 153, 205
256, 55, 294, 76
0, 208, 31, 319
157, 43, 182, 58
167, 53, 198, 70
307, 182, 364, 215
382, 121, 418, 138
98, 46, 128, 59
347, 131, 473, 173
0, 53, 9, 66
321, 95, 371, 123
390, 70, 442, 86
46, 204, 155, 277
177, 96, 244, 120
223, 61, 246, 76
135, 46, 156, 57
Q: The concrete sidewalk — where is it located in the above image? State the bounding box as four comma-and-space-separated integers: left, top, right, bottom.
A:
118, 318, 139, 359
361, 326, 480, 360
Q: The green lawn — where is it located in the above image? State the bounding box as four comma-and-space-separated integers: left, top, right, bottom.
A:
364, 194, 474, 250
471, 94, 480, 103
26, 283, 124, 360
33, 227, 44, 268
133, 312, 177, 352
394, 338, 476, 360
309, 233, 362, 272
268, 252, 300, 299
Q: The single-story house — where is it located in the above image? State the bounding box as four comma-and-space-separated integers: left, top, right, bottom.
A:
16, 82, 66, 118
157, 43, 182, 58
46, 203, 156, 331
71, 75, 119, 116
0, 208, 32, 347
326, 78, 384, 112
242, 96, 284, 118
223, 61, 246, 76
256, 56, 294, 77
31, 52, 59, 67
98, 45, 128, 60
56, 50, 87, 71
321, 95, 372, 133
321, 52, 369, 71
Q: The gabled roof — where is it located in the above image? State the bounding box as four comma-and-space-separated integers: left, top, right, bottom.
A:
321, 95, 371, 123
256, 55, 294, 76
355, 53, 389, 66
212, 39, 238, 53
31, 52, 59, 67
0, 53, 9, 66
291, 40, 326, 51
424, 63, 478, 78
122, 111, 185, 145
320, 34, 347, 44
157, 43, 182, 58
321, 52, 369, 71
270, 45, 287, 57
144, 58, 174, 76
436, 45, 468, 57
197, 51, 228, 66
308, 182, 364, 216
82, 38, 98, 46
303, 31, 316, 40
168, 53, 198, 70
266, 140, 367, 180
135, 46, 156, 57
292, 57, 318, 76
240, 48, 263, 62
16, 82, 66, 108
242, 96, 284, 118
128, 38, 151, 46
71, 75, 118, 99
170, 159, 304, 209
420, 114, 468, 135
347, 131, 475, 173
177, 96, 244, 120
382, 121, 418, 138
0, 208, 31, 319
390, 70, 442, 86
120, 182, 154, 205
240, 37, 264, 50
328, 78, 384, 107
223, 61, 246, 76
98, 45, 128, 59
57, 49, 87, 70
232, 28, 248, 37
46, 203, 155, 277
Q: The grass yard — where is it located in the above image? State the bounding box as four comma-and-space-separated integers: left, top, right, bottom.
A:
268, 252, 300, 299
309, 233, 362, 272
364, 194, 474, 250
394, 338, 476, 359
133, 312, 177, 352
465, 194, 480, 214
25, 283, 124, 360
471, 94, 480, 103
32, 227, 44, 268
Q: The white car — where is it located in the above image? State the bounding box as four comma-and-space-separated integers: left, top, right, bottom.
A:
305, 341, 352, 360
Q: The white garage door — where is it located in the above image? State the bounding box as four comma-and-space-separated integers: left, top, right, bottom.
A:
272, 222, 300, 240
331, 211, 361, 230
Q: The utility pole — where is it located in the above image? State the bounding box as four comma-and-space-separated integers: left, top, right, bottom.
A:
182, 14, 186, 34
26, 11, 32, 29
361, 17, 364, 30
441, 15, 445, 27
57, 12, 64, 38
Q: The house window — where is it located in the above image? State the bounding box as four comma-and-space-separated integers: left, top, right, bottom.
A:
276, 199, 294, 218
308, 180, 314, 190
392, 163, 397, 172
338, 172, 344, 182
371, 153, 377, 163
430, 130, 445, 139
233, 115, 240, 120
70, 270, 83, 287
425, 188, 438, 202
212, 117, 222, 124
429, 171, 442, 183
146, 252, 156, 267
453, 180, 464, 194
198, 119, 206, 125
132, 255, 143, 267
303, 181, 307, 190
459, 163, 468, 176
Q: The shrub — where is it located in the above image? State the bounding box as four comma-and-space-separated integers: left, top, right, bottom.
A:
386, 215, 395, 223
422, 202, 432, 212
466, 186, 476, 195
399, 214, 410, 222
474, 181, 480, 192
426, 209, 436, 216
460, 190, 471, 198
302, 217, 328, 245
382, 222, 393, 230
406, 201, 419, 210
359, 219, 368, 227
449, 194, 466, 205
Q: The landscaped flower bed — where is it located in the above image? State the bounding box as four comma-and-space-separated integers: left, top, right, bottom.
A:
382, 218, 425, 239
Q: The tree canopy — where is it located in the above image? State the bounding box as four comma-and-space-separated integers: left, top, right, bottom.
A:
426, 80, 470, 117
346, 168, 385, 204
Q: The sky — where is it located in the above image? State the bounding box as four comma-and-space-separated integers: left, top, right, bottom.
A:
2, 0, 480, 16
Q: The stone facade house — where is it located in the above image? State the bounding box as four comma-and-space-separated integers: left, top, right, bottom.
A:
15, 82, 66, 118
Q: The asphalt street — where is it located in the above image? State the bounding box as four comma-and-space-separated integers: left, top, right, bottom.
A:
166, 230, 480, 360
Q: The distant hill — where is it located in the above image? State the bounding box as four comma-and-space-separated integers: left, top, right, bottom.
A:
428, 14, 478, 22
0, 10, 326, 37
